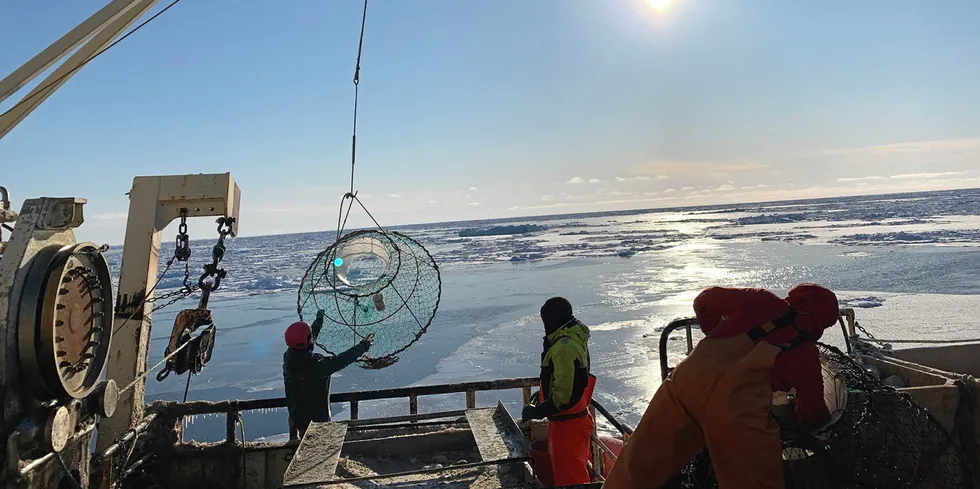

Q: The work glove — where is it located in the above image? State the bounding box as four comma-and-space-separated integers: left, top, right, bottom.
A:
521, 404, 546, 422
359, 332, 375, 350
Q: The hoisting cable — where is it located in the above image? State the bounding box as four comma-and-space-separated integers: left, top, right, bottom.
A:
0, 0, 182, 120
337, 0, 373, 240
299, 0, 372, 313
298, 0, 442, 371
349, 0, 368, 197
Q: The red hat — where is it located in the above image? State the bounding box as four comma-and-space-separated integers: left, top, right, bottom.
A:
285, 321, 313, 350
785, 283, 840, 340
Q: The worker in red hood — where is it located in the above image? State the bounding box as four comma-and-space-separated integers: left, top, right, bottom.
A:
602, 283, 840, 489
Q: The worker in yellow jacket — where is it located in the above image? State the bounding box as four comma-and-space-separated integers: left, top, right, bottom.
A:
522, 297, 597, 486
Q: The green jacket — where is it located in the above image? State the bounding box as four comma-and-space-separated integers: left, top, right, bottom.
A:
538, 319, 591, 417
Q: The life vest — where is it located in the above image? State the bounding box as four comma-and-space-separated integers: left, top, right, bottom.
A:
540, 374, 597, 422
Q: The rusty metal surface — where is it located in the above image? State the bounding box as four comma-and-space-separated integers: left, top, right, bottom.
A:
465, 403, 531, 463
34, 242, 113, 399
282, 421, 348, 487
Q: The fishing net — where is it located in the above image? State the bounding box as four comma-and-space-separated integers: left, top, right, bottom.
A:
297, 230, 441, 369
664, 343, 974, 489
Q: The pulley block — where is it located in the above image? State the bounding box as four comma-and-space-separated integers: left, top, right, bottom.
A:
18, 242, 114, 400
156, 308, 216, 381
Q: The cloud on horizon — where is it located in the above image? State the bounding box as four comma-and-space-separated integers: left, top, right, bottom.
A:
68, 136, 980, 244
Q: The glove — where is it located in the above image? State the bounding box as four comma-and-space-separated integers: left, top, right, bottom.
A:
316, 309, 325, 321
521, 404, 546, 422
359, 332, 375, 350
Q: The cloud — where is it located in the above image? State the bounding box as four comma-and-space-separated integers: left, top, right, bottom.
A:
588, 178, 601, 184
714, 184, 735, 192
427, 200, 447, 205
468, 186, 479, 191
541, 195, 554, 201
681, 186, 694, 191
615, 176, 652, 182
817, 138, 980, 158
740, 184, 769, 190
837, 176, 885, 182
388, 193, 402, 198
889, 171, 969, 180
663, 188, 676, 193
566, 177, 584, 184
91, 212, 129, 222
468, 202, 481, 206
640, 160, 770, 176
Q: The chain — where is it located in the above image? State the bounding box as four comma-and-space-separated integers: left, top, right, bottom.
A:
196, 217, 235, 309
147, 210, 197, 313
852, 319, 889, 351
147, 286, 198, 313
174, 208, 191, 262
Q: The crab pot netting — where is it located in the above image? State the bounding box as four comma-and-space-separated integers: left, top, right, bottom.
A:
664, 343, 973, 489
297, 230, 441, 369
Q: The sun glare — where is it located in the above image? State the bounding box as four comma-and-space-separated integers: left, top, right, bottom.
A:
645, 0, 674, 13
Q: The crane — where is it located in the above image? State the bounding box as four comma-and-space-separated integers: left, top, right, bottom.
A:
0, 0, 163, 140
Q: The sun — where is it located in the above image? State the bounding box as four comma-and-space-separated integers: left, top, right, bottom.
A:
645, 0, 674, 12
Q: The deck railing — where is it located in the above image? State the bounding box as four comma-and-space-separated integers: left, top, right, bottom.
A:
129, 376, 632, 448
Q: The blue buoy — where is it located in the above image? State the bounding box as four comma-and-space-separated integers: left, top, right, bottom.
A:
334, 257, 344, 267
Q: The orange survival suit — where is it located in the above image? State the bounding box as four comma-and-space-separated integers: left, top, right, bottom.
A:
522, 297, 596, 486
602, 284, 840, 489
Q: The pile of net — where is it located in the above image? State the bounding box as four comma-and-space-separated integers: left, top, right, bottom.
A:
297, 230, 441, 369
664, 343, 974, 489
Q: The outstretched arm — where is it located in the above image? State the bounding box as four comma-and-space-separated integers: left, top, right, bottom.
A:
311, 310, 326, 340
313, 333, 374, 378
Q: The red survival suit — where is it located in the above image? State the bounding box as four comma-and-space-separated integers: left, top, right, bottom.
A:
603, 284, 840, 489
539, 373, 597, 486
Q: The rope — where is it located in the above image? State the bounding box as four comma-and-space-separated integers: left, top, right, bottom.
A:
54, 451, 83, 489
867, 338, 980, 345
111, 256, 176, 337
117, 339, 193, 395
182, 372, 192, 402
0, 0, 182, 121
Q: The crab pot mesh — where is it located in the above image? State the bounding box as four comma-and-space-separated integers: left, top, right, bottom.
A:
664, 343, 973, 489
297, 230, 441, 369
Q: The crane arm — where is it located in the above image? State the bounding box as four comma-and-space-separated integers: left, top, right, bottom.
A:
0, 0, 161, 140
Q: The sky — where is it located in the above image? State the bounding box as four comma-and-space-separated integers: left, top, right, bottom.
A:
2, 0, 980, 244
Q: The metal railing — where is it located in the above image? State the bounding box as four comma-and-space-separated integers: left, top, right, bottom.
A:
126, 376, 632, 447
658, 310, 860, 381
94, 376, 633, 485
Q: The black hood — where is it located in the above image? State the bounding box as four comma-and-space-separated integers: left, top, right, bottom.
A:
540, 296, 574, 334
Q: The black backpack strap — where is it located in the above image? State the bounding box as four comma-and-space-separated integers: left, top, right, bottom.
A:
746, 308, 813, 350
746, 308, 797, 340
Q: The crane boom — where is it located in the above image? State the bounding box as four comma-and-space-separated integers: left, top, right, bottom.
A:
0, 0, 161, 140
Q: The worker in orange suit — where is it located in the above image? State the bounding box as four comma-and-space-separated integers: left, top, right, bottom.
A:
602, 283, 840, 489
522, 297, 597, 486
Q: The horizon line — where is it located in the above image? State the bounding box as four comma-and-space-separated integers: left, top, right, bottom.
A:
122, 185, 978, 247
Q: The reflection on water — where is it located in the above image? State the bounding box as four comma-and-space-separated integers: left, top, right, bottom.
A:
145, 235, 979, 441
